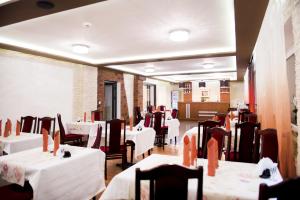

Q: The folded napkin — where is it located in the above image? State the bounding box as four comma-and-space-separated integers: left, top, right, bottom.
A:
190, 135, 197, 166
3, 120, 11, 137
230, 111, 235, 120
53, 131, 60, 156
129, 116, 133, 131
16, 120, 21, 136
7, 119, 12, 136
225, 115, 231, 131
91, 112, 95, 123
207, 138, 218, 176
42, 128, 48, 152
183, 135, 190, 167
84, 112, 87, 122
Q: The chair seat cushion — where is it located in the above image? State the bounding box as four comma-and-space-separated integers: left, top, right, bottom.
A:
100, 145, 126, 153
0, 183, 33, 200
161, 126, 168, 129
65, 134, 83, 140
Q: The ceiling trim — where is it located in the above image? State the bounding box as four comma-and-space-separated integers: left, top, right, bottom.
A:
0, 0, 107, 27
150, 70, 237, 77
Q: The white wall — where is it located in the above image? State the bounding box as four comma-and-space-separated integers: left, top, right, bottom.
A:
230, 81, 244, 107
144, 78, 172, 109
123, 73, 134, 117
192, 80, 220, 102
0, 49, 97, 129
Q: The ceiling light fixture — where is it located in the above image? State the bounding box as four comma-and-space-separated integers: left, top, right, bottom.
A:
145, 68, 155, 73
169, 29, 190, 42
202, 63, 215, 69
72, 44, 90, 54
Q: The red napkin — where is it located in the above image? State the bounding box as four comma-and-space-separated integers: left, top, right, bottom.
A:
225, 115, 231, 131
53, 131, 60, 156
3, 121, 9, 137
42, 128, 48, 152
129, 116, 133, 131
230, 111, 234, 120
7, 119, 12, 136
16, 120, 21, 136
91, 112, 95, 123
0, 120, 2, 136
207, 138, 218, 176
190, 135, 197, 166
183, 135, 190, 167
84, 112, 87, 122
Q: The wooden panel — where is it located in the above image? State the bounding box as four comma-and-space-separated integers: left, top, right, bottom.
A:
178, 102, 186, 120
220, 93, 230, 103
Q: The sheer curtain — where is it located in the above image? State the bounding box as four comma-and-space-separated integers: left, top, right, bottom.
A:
254, 0, 296, 178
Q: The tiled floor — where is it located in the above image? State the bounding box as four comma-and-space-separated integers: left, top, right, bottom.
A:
98, 120, 198, 199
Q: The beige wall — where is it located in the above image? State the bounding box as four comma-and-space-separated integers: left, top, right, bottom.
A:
0, 49, 97, 128
230, 81, 244, 108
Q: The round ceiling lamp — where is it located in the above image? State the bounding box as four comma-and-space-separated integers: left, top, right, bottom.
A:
202, 63, 215, 69
145, 64, 155, 73
169, 29, 190, 42
72, 44, 90, 54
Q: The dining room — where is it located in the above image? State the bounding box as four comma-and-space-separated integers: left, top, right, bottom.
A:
0, 0, 300, 199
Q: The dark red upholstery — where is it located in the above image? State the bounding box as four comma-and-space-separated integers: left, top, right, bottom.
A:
158, 105, 166, 111
257, 129, 278, 163
136, 164, 203, 200
245, 113, 258, 123
57, 113, 83, 145
234, 121, 260, 163
153, 112, 165, 149
238, 109, 250, 124
259, 177, 300, 200
102, 119, 127, 179
91, 125, 102, 149
171, 109, 178, 119
0, 181, 33, 200
144, 113, 153, 127
134, 107, 143, 125
206, 127, 231, 160
197, 120, 221, 158
147, 105, 153, 113
216, 113, 226, 126
91, 110, 102, 121
20, 116, 37, 133
37, 117, 55, 136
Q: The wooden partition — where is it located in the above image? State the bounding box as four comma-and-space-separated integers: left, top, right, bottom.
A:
178, 102, 229, 121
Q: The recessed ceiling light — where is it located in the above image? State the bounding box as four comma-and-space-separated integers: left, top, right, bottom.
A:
145, 68, 155, 73
169, 29, 190, 42
72, 44, 89, 54
202, 63, 215, 69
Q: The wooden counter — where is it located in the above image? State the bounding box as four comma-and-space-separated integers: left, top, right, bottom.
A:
178, 102, 229, 121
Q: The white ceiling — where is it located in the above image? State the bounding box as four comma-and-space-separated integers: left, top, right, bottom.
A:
0, 0, 235, 64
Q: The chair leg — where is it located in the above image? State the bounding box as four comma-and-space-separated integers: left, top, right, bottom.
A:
148, 149, 151, 156
130, 145, 134, 164
142, 153, 145, 159
175, 136, 177, 145
162, 135, 165, 150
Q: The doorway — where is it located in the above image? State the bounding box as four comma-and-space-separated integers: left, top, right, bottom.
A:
104, 81, 117, 120
144, 84, 156, 109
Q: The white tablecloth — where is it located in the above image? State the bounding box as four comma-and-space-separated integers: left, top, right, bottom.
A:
0, 145, 106, 200
0, 133, 53, 154
164, 118, 180, 141
126, 127, 156, 158
100, 154, 282, 200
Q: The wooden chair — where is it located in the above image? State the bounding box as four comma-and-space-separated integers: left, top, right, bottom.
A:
216, 113, 226, 126
20, 116, 37, 133
37, 117, 56, 137
91, 110, 102, 121
245, 113, 258, 123
158, 105, 166, 111
57, 114, 83, 145
238, 109, 250, 124
153, 112, 165, 149
91, 125, 102, 149
171, 109, 178, 119
101, 119, 127, 179
134, 106, 143, 126
206, 127, 231, 160
259, 177, 300, 200
232, 121, 261, 163
197, 120, 221, 158
135, 164, 203, 200
147, 105, 153, 113
0, 181, 33, 200
255, 128, 278, 163
144, 113, 153, 127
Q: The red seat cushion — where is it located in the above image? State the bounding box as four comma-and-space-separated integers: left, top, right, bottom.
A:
0, 183, 33, 200
100, 145, 126, 153
161, 126, 168, 129
65, 134, 83, 140
224, 151, 238, 161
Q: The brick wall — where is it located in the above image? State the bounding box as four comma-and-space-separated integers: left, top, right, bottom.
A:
97, 68, 130, 122
134, 75, 145, 110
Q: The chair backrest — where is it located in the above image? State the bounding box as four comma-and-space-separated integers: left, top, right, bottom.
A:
257, 128, 278, 163
245, 113, 258, 123
136, 164, 203, 200
235, 121, 261, 163
105, 119, 126, 154
216, 113, 226, 126
171, 109, 178, 119
197, 120, 221, 158
91, 110, 102, 121
259, 177, 300, 200
144, 113, 153, 128
37, 117, 55, 137
57, 114, 66, 143
206, 127, 231, 159
147, 105, 153, 113
20, 116, 37, 133
134, 107, 143, 125
238, 109, 250, 124
153, 112, 163, 135
91, 125, 102, 149
158, 105, 166, 111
